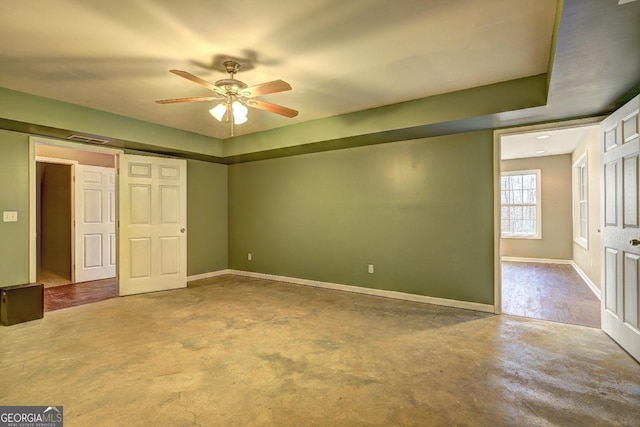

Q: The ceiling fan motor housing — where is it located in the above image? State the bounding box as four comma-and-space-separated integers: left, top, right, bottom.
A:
215, 78, 248, 95
223, 60, 241, 75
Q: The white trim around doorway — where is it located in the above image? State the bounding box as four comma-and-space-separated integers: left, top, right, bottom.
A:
493, 116, 604, 315
29, 136, 123, 283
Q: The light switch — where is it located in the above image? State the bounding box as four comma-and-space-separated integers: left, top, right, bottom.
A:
3, 211, 18, 222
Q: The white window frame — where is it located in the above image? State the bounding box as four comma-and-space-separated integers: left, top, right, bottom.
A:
572, 152, 588, 249
500, 169, 542, 239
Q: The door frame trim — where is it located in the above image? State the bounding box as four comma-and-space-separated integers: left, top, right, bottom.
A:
29, 136, 123, 283
35, 156, 79, 282
492, 117, 604, 314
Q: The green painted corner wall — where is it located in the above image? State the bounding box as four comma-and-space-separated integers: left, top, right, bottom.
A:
187, 159, 228, 275
0, 87, 224, 158
224, 75, 547, 157
228, 130, 495, 305
1, 123, 495, 305
0, 133, 229, 285
0, 130, 30, 286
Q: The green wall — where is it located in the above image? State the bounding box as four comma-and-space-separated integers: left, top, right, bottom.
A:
228, 130, 495, 305
187, 159, 228, 275
0, 133, 229, 286
225, 75, 546, 158
0, 130, 30, 286
0, 87, 224, 158
0, 114, 495, 305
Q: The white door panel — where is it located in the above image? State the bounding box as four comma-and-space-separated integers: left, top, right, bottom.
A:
118, 154, 187, 296
601, 94, 640, 362
74, 165, 116, 283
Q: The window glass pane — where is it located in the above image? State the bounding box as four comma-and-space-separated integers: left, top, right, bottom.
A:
511, 175, 522, 190
501, 171, 540, 237
580, 202, 587, 238
513, 219, 523, 233
512, 189, 522, 204
523, 189, 535, 204
522, 174, 535, 189
523, 206, 535, 220
523, 220, 535, 233
512, 206, 523, 220
580, 166, 587, 200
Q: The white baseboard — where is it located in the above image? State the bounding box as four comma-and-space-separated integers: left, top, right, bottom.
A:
570, 262, 601, 300
226, 269, 495, 313
500, 256, 602, 301
187, 269, 234, 282
501, 256, 572, 264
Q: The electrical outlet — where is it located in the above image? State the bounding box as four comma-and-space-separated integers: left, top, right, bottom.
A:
3, 211, 17, 222
368, 264, 374, 274
248, 253, 252, 261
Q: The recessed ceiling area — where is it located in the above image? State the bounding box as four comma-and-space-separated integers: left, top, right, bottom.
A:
0, 0, 557, 140
501, 124, 600, 160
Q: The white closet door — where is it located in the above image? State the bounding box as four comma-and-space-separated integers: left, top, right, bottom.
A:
74, 165, 116, 283
118, 154, 187, 296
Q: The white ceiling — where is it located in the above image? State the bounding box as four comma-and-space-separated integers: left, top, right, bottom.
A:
0, 0, 557, 140
501, 124, 600, 160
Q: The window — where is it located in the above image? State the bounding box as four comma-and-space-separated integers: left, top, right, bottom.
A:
501, 170, 541, 238
573, 153, 588, 248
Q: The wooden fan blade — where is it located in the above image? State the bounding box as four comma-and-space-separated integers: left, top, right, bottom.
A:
155, 96, 221, 104
246, 99, 298, 118
241, 80, 292, 98
169, 70, 225, 95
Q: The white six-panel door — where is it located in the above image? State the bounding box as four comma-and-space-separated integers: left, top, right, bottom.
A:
601, 94, 640, 362
118, 154, 187, 296
74, 165, 116, 283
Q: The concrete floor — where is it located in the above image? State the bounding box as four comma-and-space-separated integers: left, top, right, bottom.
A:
1, 275, 639, 426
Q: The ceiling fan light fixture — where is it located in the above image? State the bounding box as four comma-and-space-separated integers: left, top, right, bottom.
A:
232, 101, 248, 119
210, 100, 248, 124
158, 62, 298, 136
209, 103, 227, 121
234, 114, 248, 125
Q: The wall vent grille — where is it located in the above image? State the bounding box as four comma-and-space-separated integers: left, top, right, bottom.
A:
67, 134, 110, 144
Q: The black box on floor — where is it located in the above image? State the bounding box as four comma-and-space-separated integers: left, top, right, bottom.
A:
0, 283, 44, 326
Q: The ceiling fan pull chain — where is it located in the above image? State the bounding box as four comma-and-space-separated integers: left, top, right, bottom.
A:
230, 98, 235, 137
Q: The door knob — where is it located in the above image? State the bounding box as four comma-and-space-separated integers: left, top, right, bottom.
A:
180, 228, 186, 234
631, 239, 640, 246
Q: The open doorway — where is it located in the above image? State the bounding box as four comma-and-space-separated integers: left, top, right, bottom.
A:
37, 161, 73, 286
497, 122, 602, 328
33, 140, 120, 311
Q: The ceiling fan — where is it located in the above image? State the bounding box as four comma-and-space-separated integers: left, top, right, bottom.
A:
155, 60, 298, 136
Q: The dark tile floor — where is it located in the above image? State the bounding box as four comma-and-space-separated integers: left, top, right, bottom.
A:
502, 261, 601, 328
